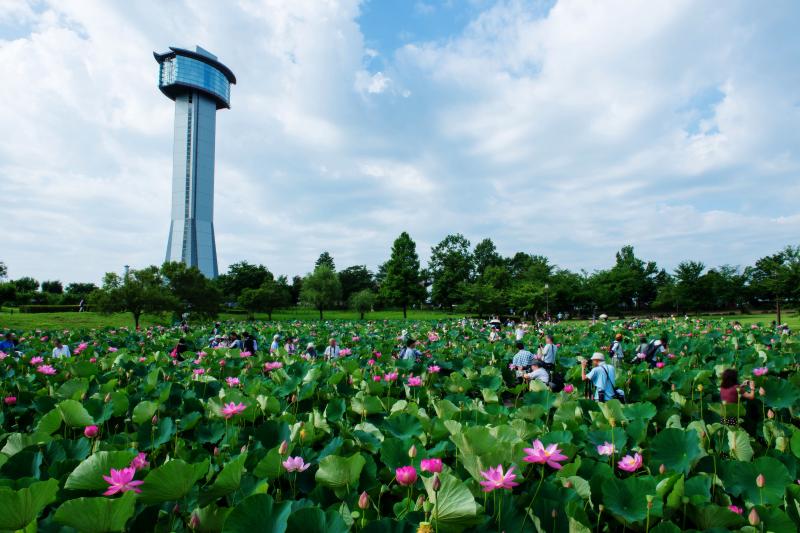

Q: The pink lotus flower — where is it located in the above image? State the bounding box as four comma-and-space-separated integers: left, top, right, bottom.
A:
617, 453, 643, 472
384, 372, 398, 382
138, 357, 146, 362
264, 361, 283, 371
340, 348, 352, 356
108, 347, 118, 352
667, 353, 676, 359
219, 359, 227, 366
226, 377, 240, 387
221, 402, 247, 419
37, 365, 57, 375
77, 342, 89, 351
420, 458, 443, 473
84, 425, 99, 438
240, 351, 252, 358
0, 352, 7, 360
636, 353, 646, 360
89, 357, 97, 363
753, 367, 768, 376
103, 467, 143, 495
30, 356, 44, 365
193, 368, 205, 375
4, 396, 16, 405
563, 384, 574, 393
372, 375, 382, 382
407, 376, 422, 387
40, 336, 48, 342
655, 362, 665, 369
728, 505, 743, 515
130, 453, 149, 470
352, 336, 360, 342
479, 464, 519, 492
367, 358, 375, 366
428, 333, 440, 342
427, 365, 441, 374
395, 466, 418, 486
597, 442, 615, 456
282, 456, 310, 472
522, 439, 568, 469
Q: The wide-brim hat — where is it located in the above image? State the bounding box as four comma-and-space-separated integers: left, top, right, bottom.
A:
591, 352, 605, 361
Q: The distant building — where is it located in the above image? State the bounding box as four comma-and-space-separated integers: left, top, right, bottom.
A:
154, 46, 236, 278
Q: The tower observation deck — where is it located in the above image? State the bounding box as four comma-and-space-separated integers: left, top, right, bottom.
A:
154, 46, 236, 278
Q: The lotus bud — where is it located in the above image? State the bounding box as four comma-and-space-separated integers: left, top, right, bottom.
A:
240, 444, 248, 454
172, 503, 180, 514
598, 505, 604, 513
756, 474, 765, 488
358, 491, 369, 510
659, 464, 666, 475
681, 496, 689, 505
213, 446, 219, 456
290, 394, 297, 403
609, 418, 616, 428
563, 480, 573, 489
279, 440, 288, 455
380, 484, 389, 494
408, 444, 417, 458
104, 393, 111, 403
152, 414, 158, 425
299, 428, 308, 441
189, 512, 200, 529
748, 508, 760, 526
416, 495, 425, 508
758, 387, 765, 397
671, 384, 676, 391
432, 474, 442, 492
767, 409, 774, 419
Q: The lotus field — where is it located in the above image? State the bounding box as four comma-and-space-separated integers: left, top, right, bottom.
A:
1, 318, 800, 533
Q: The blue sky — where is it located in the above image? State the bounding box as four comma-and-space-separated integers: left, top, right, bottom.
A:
1, 0, 799, 284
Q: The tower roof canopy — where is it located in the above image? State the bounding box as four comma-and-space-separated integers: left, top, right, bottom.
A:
153, 46, 236, 83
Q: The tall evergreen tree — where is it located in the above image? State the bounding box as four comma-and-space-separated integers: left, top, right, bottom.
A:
429, 233, 473, 308
315, 252, 336, 271
380, 232, 426, 318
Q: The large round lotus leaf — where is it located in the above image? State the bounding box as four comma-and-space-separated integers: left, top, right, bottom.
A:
286, 507, 348, 533
57, 399, 95, 427
64, 451, 136, 491
138, 459, 209, 504
601, 476, 661, 524
222, 494, 291, 533
53, 491, 136, 533
720, 456, 792, 505
761, 379, 800, 409
648, 428, 704, 475
0, 478, 59, 531
382, 413, 422, 440
423, 471, 480, 532
315, 453, 366, 491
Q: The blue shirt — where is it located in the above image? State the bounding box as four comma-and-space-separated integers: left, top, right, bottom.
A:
512, 350, 534, 367
586, 363, 616, 400
542, 343, 557, 364
0, 340, 15, 353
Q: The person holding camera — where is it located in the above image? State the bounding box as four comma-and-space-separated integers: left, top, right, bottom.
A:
581, 352, 620, 402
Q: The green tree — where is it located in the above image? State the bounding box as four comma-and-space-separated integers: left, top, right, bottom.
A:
41, 280, 63, 294
429, 233, 473, 308
672, 261, 706, 312
746, 246, 800, 323
301, 265, 342, 319
216, 261, 272, 302
161, 262, 222, 320
315, 251, 336, 271
0, 282, 15, 309
0, 262, 7, 279
238, 276, 291, 320
13, 277, 39, 293
89, 266, 176, 329
289, 275, 303, 305
462, 264, 510, 316
380, 232, 426, 318
338, 265, 374, 304
350, 289, 377, 319
473, 238, 503, 277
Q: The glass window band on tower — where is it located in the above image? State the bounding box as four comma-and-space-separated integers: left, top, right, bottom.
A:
159, 56, 231, 108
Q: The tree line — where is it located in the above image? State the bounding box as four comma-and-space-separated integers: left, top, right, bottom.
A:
1, 234, 798, 325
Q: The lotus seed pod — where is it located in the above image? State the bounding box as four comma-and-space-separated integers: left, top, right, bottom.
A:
417, 522, 433, 533
697, 384, 703, 392
358, 491, 369, 509
423, 501, 433, 513
681, 496, 689, 505
408, 444, 417, 458
646, 494, 654, 503
609, 418, 616, 427
748, 508, 760, 526
756, 473, 765, 488
598, 505, 604, 513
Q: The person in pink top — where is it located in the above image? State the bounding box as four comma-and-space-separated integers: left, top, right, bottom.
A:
719, 368, 755, 426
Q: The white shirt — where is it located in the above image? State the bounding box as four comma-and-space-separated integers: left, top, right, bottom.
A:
526, 367, 550, 383
324, 346, 340, 358
515, 328, 525, 341
52, 345, 71, 358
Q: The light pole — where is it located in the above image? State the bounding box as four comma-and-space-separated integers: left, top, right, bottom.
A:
544, 283, 550, 319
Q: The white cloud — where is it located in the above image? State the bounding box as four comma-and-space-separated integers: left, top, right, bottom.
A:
1, 0, 799, 283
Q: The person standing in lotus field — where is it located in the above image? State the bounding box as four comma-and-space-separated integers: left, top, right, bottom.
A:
581, 352, 617, 402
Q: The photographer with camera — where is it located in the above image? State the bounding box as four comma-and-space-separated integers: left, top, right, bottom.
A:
719, 368, 756, 426
581, 352, 624, 402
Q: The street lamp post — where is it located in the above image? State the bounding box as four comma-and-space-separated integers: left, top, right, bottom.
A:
544, 283, 550, 320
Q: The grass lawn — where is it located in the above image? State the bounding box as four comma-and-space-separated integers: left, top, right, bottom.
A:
0, 308, 466, 331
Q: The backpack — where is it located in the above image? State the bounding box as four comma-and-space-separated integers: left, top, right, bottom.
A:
548, 371, 565, 393
599, 365, 626, 404
643, 341, 660, 363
